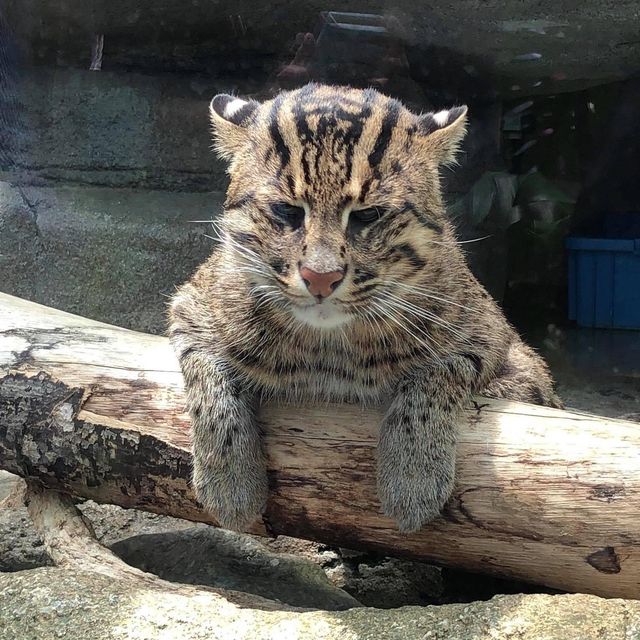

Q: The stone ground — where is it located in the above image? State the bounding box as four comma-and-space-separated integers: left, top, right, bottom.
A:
2, 569, 639, 640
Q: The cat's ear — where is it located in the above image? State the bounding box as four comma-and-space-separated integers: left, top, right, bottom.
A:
209, 94, 260, 160
415, 106, 468, 166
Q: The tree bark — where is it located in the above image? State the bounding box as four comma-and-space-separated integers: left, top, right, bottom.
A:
0, 292, 639, 598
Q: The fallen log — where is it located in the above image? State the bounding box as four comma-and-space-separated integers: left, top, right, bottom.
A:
0, 292, 639, 598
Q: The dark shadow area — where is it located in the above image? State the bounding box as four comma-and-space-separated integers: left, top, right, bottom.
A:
110, 526, 360, 611
110, 526, 562, 611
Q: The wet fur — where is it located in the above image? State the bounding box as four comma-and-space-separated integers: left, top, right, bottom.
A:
169, 84, 562, 532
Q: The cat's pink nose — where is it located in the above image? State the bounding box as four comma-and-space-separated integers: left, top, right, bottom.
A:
299, 266, 344, 298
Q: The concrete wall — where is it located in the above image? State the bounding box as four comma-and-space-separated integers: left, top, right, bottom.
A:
0, 181, 221, 333
3, 67, 233, 192
4, 66, 502, 195
5, 0, 638, 94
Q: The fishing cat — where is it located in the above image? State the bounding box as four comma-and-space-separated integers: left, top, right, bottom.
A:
169, 84, 561, 532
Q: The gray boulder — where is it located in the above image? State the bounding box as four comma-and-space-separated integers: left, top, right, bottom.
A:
1, 567, 639, 640
0, 181, 220, 334
0, 507, 52, 572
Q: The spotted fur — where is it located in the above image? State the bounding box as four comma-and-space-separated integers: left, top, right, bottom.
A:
170, 84, 562, 532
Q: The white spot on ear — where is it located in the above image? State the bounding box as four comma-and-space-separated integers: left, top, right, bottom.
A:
224, 98, 249, 118
433, 110, 450, 127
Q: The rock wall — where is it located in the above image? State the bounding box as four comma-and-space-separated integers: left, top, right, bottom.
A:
0, 181, 219, 333
3, 67, 232, 192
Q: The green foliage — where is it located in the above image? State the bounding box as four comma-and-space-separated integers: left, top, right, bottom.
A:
451, 170, 576, 296
450, 169, 575, 232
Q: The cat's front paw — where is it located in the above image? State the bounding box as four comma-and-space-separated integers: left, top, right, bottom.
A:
193, 451, 268, 531
377, 437, 456, 533
378, 460, 454, 532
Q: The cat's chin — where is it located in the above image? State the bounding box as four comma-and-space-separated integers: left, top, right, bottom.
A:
290, 301, 352, 330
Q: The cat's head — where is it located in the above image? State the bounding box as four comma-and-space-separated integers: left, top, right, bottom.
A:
209, 83, 467, 330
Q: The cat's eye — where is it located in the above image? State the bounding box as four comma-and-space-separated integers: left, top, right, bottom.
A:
271, 203, 305, 230
351, 208, 381, 224
271, 202, 305, 231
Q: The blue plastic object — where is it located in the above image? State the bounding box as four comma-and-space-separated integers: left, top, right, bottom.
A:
567, 237, 640, 329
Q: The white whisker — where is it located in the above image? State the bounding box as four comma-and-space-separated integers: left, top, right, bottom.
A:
386, 281, 479, 313
370, 300, 445, 368
379, 292, 472, 346
423, 234, 492, 246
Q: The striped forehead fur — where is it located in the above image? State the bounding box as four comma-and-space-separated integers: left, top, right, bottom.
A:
211, 84, 467, 202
